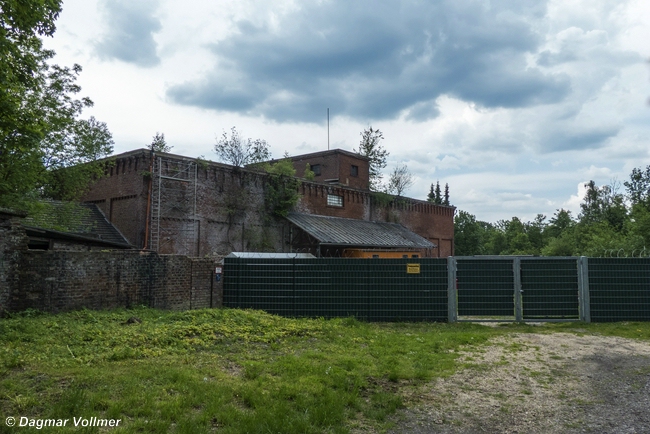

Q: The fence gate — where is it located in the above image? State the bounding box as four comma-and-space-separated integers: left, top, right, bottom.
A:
452, 257, 581, 322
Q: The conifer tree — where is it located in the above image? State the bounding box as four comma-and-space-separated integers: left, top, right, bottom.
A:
427, 183, 436, 202
444, 183, 450, 206
434, 181, 442, 204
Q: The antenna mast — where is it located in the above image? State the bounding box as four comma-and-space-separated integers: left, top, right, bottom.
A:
327, 108, 330, 150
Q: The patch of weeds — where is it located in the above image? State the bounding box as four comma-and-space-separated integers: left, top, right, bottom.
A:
0, 308, 510, 433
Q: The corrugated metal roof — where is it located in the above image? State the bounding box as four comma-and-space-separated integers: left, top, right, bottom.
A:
286, 212, 435, 249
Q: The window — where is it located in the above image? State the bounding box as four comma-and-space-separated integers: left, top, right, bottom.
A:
372, 254, 380, 258
350, 165, 359, 177
311, 164, 321, 176
327, 194, 343, 207
411, 254, 419, 258
402, 255, 408, 258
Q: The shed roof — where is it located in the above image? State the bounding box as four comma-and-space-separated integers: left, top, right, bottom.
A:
286, 212, 435, 249
24, 201, 131, 247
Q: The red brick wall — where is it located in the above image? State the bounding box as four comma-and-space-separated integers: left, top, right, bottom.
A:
370, 200, 455, 257
83, 150, 150, 248
81, 150, 454, 257
11, 250, 221, 313
290, 150, 370, 190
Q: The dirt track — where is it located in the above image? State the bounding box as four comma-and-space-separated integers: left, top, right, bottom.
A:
389, 332, 650, 433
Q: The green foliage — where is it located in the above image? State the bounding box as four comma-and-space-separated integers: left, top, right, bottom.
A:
4, 308, 650, 432
196, 155, 209, 170
354, 126, 388, 191
427, 181, 450, 205
444, 183, 450, 206
304, 163, 315, 181
0, 307, 507, 433
370, 191, 394, 208
149, 132, 172, 153
579, 180, 627, 230
455, 167, 650, 257
0, 1, 113, 208
624, 166, 650, 210
454, 210, 487, 256
264, 158, 300, 218
427, 183, 435, 202
23, 201, 92, 232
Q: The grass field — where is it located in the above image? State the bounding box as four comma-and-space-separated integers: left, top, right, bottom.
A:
1, 307, 650, 433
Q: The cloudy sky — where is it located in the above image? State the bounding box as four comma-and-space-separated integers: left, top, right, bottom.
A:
45, 0, 650, 222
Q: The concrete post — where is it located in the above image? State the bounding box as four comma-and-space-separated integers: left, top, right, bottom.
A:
577, 256, 591, 322
513, 257, 523, 322
447, 256, 458, 323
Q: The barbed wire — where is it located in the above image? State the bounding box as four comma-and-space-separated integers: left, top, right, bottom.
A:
601, 247, 649, 258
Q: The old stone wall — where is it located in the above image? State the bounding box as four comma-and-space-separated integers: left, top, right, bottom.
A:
7, 250, 221, 314
0, 212, 29, 314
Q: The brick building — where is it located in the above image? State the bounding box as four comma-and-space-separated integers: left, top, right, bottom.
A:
80, 148, 455, 257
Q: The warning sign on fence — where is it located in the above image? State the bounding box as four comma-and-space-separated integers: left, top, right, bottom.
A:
407, 263, 420, 274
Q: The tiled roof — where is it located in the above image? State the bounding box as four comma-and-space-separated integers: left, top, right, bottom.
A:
286, 212, 435, 249
24, 201, 131, 246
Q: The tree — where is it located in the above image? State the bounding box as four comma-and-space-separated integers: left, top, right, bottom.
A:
427, 183, 435, 202
0, 0, 113, 208
426, 181, 443, 204
435, 181, 442, 204
386, 164, 414, 197
215, 127, 271, 167
579, 180, 627, 231
444, 183, 450, 206
354, 126, 388, 191
150, 132, 172, 153
624, 166, 650, 209
264, 158, 300, 218
454, 210, 484, 255
42, 116, 114, 200
544, 209, 575, 239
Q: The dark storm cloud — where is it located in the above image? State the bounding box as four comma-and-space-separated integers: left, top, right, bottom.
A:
96, 0, 161, 67
167, 0, 570, 122
541, 125, 621, 152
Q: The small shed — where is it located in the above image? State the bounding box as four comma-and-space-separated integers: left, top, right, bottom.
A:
285, 212, 436, 257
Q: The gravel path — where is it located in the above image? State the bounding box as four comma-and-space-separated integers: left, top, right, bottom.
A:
388, 332, 650, 434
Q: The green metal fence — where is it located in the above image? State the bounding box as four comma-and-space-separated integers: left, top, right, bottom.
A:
224, 256, 650, 323
456, 259, 515, 317
589, 258, 650, 322
521, 258, 579, 320
224, 258, 448, 321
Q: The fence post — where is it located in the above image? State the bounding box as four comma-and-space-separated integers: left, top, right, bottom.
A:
577, 256, 591, 322
447, 256, 457, 323
513, 257, 523, 322
292, 257, 296, 317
